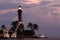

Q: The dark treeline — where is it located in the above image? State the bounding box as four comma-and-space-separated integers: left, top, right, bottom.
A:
0, 21, 39, 38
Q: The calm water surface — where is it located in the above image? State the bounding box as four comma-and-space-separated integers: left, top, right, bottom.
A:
22, 38, 60, 40
0, 38, 60, 40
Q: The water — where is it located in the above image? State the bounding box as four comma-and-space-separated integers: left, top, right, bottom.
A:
0, 38, 60, 40
22, 38, 60, 40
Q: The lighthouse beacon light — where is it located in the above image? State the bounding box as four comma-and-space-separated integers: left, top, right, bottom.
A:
18, 6, 22, 10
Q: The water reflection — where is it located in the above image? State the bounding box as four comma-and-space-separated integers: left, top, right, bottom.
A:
0, 38, 60, 40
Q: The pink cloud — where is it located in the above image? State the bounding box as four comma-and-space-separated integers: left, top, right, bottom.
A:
1, 0, 41, 4
21, 0, 42, 4
0, 0, 5, 2
48, 12, 52, 17
46, 0, 60, 7
43, 0, 53, 1
53, 8, 60, 15
9, 0, 19, 4
0, 9, 17, 15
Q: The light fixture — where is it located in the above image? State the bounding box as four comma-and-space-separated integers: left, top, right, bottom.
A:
18, 6, 22, 10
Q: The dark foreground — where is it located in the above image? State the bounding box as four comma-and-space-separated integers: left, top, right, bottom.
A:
0, 38, 60, 40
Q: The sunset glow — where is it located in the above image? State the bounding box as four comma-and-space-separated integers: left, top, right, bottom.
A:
0, 0, 60, 37
22, 0, 41, 4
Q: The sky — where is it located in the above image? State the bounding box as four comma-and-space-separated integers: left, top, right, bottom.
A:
0, 0, 60, 37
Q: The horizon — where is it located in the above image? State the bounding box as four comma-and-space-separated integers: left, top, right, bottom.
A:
0, 0, 60, 37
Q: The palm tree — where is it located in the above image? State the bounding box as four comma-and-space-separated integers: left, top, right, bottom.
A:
33, 24, 38, 31
27, 22, 33, 30
27, 22, 39, 36
9, 21, 18, 32
17, 23, 24, 37
1, 25, 6, 30
10, 21, 24, 31
9, 21, 24, 38
18, 23, 24, 31
27, 22, 38, 31
9, 21, 18, 38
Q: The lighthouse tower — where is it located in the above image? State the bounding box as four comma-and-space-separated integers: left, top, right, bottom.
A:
17, 6, 22, 22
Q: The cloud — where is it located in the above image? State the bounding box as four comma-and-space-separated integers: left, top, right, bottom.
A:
42, 0, 54, 1
0, 9, 16, 15
46, 0, 60, 7
39, 1, 52, 7
48, 12, 52, 17
0, 0, 18, 4
0, 0, 41, 5
53, 8, 60, 15
0, 0, 5, 2
21, 0, 42, 4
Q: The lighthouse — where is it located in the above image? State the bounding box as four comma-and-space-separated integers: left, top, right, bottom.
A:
17, 6, 22, 22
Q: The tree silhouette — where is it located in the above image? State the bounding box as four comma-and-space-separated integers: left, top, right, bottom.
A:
9, 21, 24, 38
9, 21, 18, 38
18, 23, 24, 31
1, 25, 6, 30
0, 25, 7, 38
27, 22, 39, 36
27, 22, 33, 30
33, 24, 38, 31
9, 21, 39, 38
27, 22, 38, 31
9, 21, 18, 32
17, 23, 24, 38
